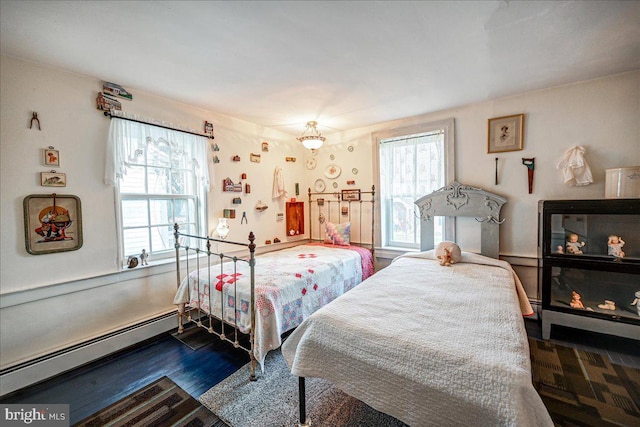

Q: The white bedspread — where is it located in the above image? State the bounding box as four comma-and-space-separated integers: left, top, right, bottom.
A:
282, 251, 552, 427
174, 244, 366, 368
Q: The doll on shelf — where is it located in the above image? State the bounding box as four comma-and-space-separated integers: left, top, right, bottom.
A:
556, 246, 564, 254
140, 249, 149, 265
607, 235, 625, 258
631, 291, 640, 317
570, 291, 585, 309
566, 233, 585, 254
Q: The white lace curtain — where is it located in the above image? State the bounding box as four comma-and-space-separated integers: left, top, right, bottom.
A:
105, 112, 213, 191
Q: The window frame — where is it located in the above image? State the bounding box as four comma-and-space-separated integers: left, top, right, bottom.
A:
112, 124, 209, 266
372, 118, 456, 250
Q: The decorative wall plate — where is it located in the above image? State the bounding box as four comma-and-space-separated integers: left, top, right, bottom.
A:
314, 179, 326, 192
348, 145, 354, 152
352, 168, 358, 175
324, 165, 341, 179
330, 154, 335, 160
332, 182, 338, 188
305, 157, 317, 170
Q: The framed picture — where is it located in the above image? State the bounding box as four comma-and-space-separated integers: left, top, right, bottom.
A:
341, 189, 361, 201
41, 171, 67, 187
43, 148, 60, 166
23, 194, 83, 255
487, 114, 524, 153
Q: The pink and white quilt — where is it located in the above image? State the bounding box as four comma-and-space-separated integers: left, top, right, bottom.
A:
173, 244, 371, 367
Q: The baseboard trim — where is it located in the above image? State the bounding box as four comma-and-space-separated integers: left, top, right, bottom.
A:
0, 311, 179, 397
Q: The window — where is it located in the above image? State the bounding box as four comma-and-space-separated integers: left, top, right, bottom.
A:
106, 116, 211, 264
374, 118, 454, 250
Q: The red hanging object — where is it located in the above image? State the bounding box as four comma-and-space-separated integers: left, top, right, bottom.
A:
522, 158, 535, 194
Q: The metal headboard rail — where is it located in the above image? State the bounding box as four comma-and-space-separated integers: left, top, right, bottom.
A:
307, 185, 375, 255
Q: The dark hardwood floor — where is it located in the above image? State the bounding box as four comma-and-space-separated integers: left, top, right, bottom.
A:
0, 325, 250, 424
1, 319, 638, 425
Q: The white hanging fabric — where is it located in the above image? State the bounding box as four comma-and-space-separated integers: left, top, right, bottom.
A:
105, 111, 213, 191
556, 145, 593, 187
272, 166, 287, 199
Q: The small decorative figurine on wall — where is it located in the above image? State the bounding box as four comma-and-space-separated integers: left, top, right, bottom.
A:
223, 177, 242, 192
607, 235, 625, 258
204, 121, 214, 138
566, 233, 585, 254
140, 249, 149, 265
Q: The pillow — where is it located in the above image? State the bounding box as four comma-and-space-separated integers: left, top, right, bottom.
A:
324, 221, 351, 246
435, 241, 462, 266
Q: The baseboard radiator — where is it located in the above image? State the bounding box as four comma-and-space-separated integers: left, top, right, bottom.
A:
0, 312, 178, 397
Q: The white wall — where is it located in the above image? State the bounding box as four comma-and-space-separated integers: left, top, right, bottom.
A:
0, 55, 307, 372
322, 71, 639, 257
317, 70, 639, 295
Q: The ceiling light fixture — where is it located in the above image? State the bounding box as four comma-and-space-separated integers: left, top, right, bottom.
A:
297, 121, 325, 150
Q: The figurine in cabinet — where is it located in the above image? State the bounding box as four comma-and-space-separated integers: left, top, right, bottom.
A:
570, 291, 585, 309
566, 233, 585, 254
631, 291, 640, 317
556, 245, 564, 254
607, 235, 625, 258
597, 299, 616, 310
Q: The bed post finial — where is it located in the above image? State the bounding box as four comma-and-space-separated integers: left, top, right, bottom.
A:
248, 231, 256, 253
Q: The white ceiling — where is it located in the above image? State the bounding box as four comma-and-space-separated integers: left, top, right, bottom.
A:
1, 1, 638, 135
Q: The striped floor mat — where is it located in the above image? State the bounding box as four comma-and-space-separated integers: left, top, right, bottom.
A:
74, 376, 227, 427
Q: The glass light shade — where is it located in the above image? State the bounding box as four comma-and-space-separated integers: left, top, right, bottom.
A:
300, 137, 324, 150
215, 218, 230, 239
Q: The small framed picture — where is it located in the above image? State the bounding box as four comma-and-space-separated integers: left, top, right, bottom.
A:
487, 114, 524, 153
41, 171, 67, 187
341, 189, 361, 201
43, 148, 60, 167
23, 194, 83, 255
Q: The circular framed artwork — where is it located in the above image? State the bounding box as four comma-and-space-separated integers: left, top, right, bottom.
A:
324, 165, 342, 179
314, 179, 326, 192
305, 157, 317, 170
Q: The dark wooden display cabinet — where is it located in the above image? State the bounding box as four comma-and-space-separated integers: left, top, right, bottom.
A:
538, 199, 640, 340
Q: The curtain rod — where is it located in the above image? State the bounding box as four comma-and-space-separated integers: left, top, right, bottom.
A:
103, 111, 214, 139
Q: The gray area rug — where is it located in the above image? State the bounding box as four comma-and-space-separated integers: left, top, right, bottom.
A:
199, 349, 407, 427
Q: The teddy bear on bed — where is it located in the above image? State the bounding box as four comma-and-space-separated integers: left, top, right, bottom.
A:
436, 241, 462, 266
